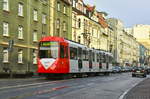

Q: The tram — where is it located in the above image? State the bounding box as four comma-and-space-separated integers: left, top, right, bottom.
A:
37, 36, 113, 78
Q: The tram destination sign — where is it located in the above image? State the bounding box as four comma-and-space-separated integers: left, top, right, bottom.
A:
40, 42, 58, 47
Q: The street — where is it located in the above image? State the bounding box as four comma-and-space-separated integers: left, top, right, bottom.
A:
0, 73, 147, 99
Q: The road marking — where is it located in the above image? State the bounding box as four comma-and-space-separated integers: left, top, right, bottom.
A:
118, 78, 147, 99
0, 79, 73, 90
9, 85, 70, 99
52, 86, 69, 91
118, 88, 130, 99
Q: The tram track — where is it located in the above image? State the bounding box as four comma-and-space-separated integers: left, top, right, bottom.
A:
0, 79, 74, 92
0, 73, 139, 99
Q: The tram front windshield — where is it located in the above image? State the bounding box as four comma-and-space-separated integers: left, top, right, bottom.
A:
39, 41, 58, 59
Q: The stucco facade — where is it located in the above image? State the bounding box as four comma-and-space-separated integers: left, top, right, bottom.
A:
120, 30, 139, 66
107, 18, 124, 63
72, 0, 108, 50
132, 25, 150, 53
132, 24, 150, 66
50, 0, 72, 40
0, 0, 50, 75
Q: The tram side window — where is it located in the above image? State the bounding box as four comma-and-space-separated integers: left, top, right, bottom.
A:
103, 53, 106, 63
64, 46, 68, 58
99, 53, 101, 62
89, 50, 92, 61
92, 52, 95, 62
109, 56, 113, 63
82, 50, 86, 61
106, 55, 108, 62
78, 48, 82, 59
97, 53, 99, 62
108, 56, 110, 63
86, 50, 89, 61
60, 45, 68, 58
70, 47, 77, 60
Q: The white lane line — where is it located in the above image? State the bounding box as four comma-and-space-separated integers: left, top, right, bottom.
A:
0, 79, 72, 90
118, 78, 147, 99
118, 88, 130, 99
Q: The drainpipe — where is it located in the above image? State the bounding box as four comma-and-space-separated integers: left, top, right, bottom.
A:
27, 0, 31, 74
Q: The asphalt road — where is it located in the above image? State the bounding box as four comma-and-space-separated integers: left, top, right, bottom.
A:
0, 73, 146, 99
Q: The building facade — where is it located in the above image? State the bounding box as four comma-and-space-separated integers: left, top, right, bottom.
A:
107, 18, 140, 66
72, 0, 108, 50
132, 24, 150, 66
139, 44, 149, 66
0, 0, 50, 75
50, 0, 72, 40
120, 30, 139, 66
107, 18, 124, 64
132, 25, 150, 55
107, 24, 116, 60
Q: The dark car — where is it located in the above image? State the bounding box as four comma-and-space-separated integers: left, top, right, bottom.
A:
145, 67, 150, 74
132, 67, 147, 77
112, 66, 121, 73
147, 68, 150, 74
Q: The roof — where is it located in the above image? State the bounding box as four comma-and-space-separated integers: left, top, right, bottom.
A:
97, 13, 108, 28
86, 4, 95, 12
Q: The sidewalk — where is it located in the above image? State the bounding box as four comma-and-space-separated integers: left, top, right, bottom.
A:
123, 78, 150, 99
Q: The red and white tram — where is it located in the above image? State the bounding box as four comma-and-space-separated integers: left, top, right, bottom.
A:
37, 36, 113, 78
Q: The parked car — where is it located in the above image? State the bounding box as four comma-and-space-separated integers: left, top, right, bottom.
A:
132, 67, 147, 77
124, 66, 130, 72
144, 67, 150, 74
112, 66, 122, 73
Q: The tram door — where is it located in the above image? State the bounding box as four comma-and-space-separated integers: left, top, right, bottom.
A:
99, 53, 102, 70
106, 55, 109, 69
59, 43, 69, 73
78, 47, 82, 71
89, 50, 92, 71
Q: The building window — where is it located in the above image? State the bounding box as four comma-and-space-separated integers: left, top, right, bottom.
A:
18, 49, 23, 63
56, 19, 60, 36
3, 0, 9, 11
63, 5, 66, 14
56, 19, 60, 29
18, 3, 23, 16
42, 13, 46, 24
78, 36, 81, 43
18, 26, 23, 39
33, 49, 37, 64
42, 32, 46, 38
72, 0, 76, 8
78, 3, 82, 11
63, 21, 66, 31
3, 48, 9, 63
3, 22, 9, 36
33, 30, 38, 42
33, 9, 38, 21
78, 18, 81, 28
57, 2, 60, 11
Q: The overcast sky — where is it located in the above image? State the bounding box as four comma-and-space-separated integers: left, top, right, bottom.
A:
84, 0, 150, 27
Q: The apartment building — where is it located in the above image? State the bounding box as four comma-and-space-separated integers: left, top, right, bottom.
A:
0, 0, 50, 75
